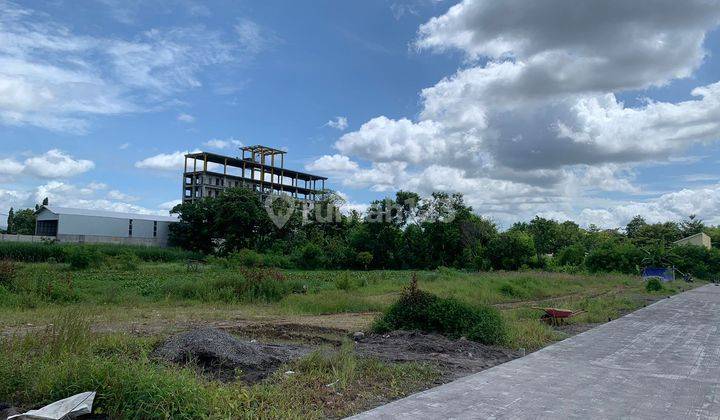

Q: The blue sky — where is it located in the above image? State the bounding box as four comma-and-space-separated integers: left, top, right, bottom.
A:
2, 0, 720, 229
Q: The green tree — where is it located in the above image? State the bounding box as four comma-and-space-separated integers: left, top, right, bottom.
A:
680, 215, 705, 237
527, 216, 560, 258
8, 208, 35, 235
585, 240, 643, 274
6, 207, 14, 233
485, 231, 535, 270
625, 215, 647, 239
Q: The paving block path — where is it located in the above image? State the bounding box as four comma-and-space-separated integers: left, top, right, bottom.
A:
351, 285, 720, 419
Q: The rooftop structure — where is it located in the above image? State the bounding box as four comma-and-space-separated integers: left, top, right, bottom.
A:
673, 232, 712, 250
183, 145, 328, 203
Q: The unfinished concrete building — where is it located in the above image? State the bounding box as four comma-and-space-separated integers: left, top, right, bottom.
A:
183, 145, 328, 203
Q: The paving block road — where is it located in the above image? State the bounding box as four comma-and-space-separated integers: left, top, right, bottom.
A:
351, 284, 720, 419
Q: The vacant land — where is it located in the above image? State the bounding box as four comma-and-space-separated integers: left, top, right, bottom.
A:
0, 261, 697, 418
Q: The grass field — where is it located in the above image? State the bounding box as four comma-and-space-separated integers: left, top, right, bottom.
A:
0, 260, 697, 418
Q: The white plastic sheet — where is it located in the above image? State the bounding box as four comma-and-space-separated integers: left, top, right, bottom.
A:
8, 391, 95, 420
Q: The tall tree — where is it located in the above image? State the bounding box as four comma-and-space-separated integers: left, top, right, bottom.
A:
680, 215, 705, 237
6, 208, 14, 234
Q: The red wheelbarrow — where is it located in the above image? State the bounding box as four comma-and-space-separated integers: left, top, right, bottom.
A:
532, 307, 585, 325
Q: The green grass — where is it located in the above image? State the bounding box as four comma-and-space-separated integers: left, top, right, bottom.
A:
0, 312, 437, 419
0, 261, 700, 416
0, 241, 201, 263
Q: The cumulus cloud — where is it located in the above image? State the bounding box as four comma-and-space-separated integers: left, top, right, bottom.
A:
0, 158, 25, 175
0, 1, 250, 133
334, 0, 720, 226
135, 150, 199, 171
416, 0, 718, 93
21, 149, 95, 178
325, 116, 348, 131
306, 154, 359, 173
0, 150, 94, 179
34, 181, 172, 215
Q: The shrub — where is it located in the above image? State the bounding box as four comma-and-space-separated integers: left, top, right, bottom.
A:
645, 277, 663, 292
67, 247, 98, 270
293, 243, 325, 270
555, 244, 586, 267
373, 275, 507, 345
585, 240, 642, 274
107, 252, 141, 271
485, 231, 535, 270
0, 260, 16, 288
356, 251, 373, 270
670, 245, 720, 280
230, 249, 264, 267
334, 272, 358, 291
499, 283, 524, 298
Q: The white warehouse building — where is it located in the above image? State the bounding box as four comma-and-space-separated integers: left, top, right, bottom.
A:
35, 206, 178, 247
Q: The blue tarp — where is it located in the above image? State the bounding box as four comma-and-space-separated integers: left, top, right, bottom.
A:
642, 267, 674, 282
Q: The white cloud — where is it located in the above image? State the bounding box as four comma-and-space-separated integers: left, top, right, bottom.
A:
158, 199, 182, 211
234, 18, 280, 54
0, 1, 247, 133
135, 150, 198, 171
306, 154, 359, 173
334, 0, 720, 227
17, 150, 95, 178
416, 0, 718, 93
34, 181, 171, 216
203, 138, 243, 149
0, 158, 24, 175
119, 142, 130, 150
107, 190, 138, 201
325, 116, 348, 131
177, 113, 195, 123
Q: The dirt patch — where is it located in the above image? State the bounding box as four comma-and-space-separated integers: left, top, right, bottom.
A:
354, 330, 521, 382
221, 322, 346, 346
151, 327, 310, 383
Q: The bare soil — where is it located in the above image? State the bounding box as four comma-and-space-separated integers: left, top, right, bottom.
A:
354, 330, 521, 382
152, 324, 522, 385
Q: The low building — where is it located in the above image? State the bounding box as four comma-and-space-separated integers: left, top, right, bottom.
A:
673, 232, 712, 250
35, 206, 177, 247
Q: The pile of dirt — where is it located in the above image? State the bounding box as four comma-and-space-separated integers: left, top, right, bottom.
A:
151, 327, 310, 382
354, 330, 521, 382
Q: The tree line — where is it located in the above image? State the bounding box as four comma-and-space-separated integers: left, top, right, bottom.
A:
169, 187, 720, 278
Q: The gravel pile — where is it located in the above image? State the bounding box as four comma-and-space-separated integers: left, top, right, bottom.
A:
152, 327, 309, 382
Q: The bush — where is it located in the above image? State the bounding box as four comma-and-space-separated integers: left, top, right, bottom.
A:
107, 252, 141, 271
230, 249, 264, 267
334, 272, 360, 291
645, 277, 663, 292
555, 244, 586, 267
160, 267, 302, 303
670, 245, 720, 279
293, 243, 325, 270
373, 276, 507, 345
67, 247, 98, 270
0, 260, 16, 288
585, 240, 643, 274
356, 252, 373, 270
485, 231, 535, 270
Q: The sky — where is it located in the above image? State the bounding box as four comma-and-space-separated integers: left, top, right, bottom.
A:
1, 0, 720, 230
